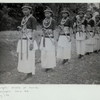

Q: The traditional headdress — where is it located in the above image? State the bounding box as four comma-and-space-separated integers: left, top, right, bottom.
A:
44, 7, 53, 13
61, 8, 70, 16
22, 4, 32, 10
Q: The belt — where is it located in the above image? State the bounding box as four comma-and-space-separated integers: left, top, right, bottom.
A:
27, 29, 32, 31
77, 31, 83, 32
64, 26, 70, 27
77, 31, 86, 32
41, 35, 54, 38
22, 37, 32, 40
60, 34, 70, 36
89, 31, 93, 32
45, 36, 54, 38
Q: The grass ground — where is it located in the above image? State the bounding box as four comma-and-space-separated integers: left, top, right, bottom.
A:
0, 31, 100, 84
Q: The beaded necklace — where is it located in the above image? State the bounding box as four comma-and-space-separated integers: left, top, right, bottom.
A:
21, 14, 32, 26
77, 16, 85, 26
43, 17, 52, 28
61, 17, 69, 25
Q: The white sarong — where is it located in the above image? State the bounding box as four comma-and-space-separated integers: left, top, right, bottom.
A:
57, 35, 71, 59
85, 33, 95, 53
17, 37, 38, 75
40, 37, 56, 68
85, 38, 94, 53
93, 34, 100, 51
76, 32, 86, 55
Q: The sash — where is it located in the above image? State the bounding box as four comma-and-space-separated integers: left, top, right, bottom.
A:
21, 14, 32, 26
60, 17, 69, 25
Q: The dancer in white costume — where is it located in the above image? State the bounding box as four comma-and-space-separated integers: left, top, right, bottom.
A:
85, 11, 95, 55
17, 5, 38, 80
94, 15, 100, 53
40, 7, 57, 72
92, 7, 99, 22
57, 8, 72, 64
73, 11, 87, 58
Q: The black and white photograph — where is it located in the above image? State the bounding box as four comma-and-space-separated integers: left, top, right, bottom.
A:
0, 3, 100, 84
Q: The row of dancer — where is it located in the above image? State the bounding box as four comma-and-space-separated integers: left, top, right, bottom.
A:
75, 10, 100, 58
16, 5, 100, 80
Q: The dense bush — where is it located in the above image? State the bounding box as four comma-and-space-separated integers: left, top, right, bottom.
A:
0, 3, 96, 31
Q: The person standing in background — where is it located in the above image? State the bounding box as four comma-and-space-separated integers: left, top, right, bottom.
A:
85, 11, 95, 55
93, 15, 100, 53
73, 11, 87, 58
40, 7, 57, 72
57, 8, 72, 64
92, 7, 99, 22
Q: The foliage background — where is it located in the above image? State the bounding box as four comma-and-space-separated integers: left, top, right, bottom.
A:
0, 3, 98, 31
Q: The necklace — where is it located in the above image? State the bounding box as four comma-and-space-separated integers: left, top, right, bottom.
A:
43, 17, 52, 28
61, 17, 68, 25
87, 18, 91, 23
77, 17, 85, 26
21, 14, 32, 26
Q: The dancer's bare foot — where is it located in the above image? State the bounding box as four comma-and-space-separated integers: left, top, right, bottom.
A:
22, 73, 32, 81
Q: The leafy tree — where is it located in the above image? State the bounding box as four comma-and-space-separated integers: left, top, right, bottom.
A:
0, 3, 97, 31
